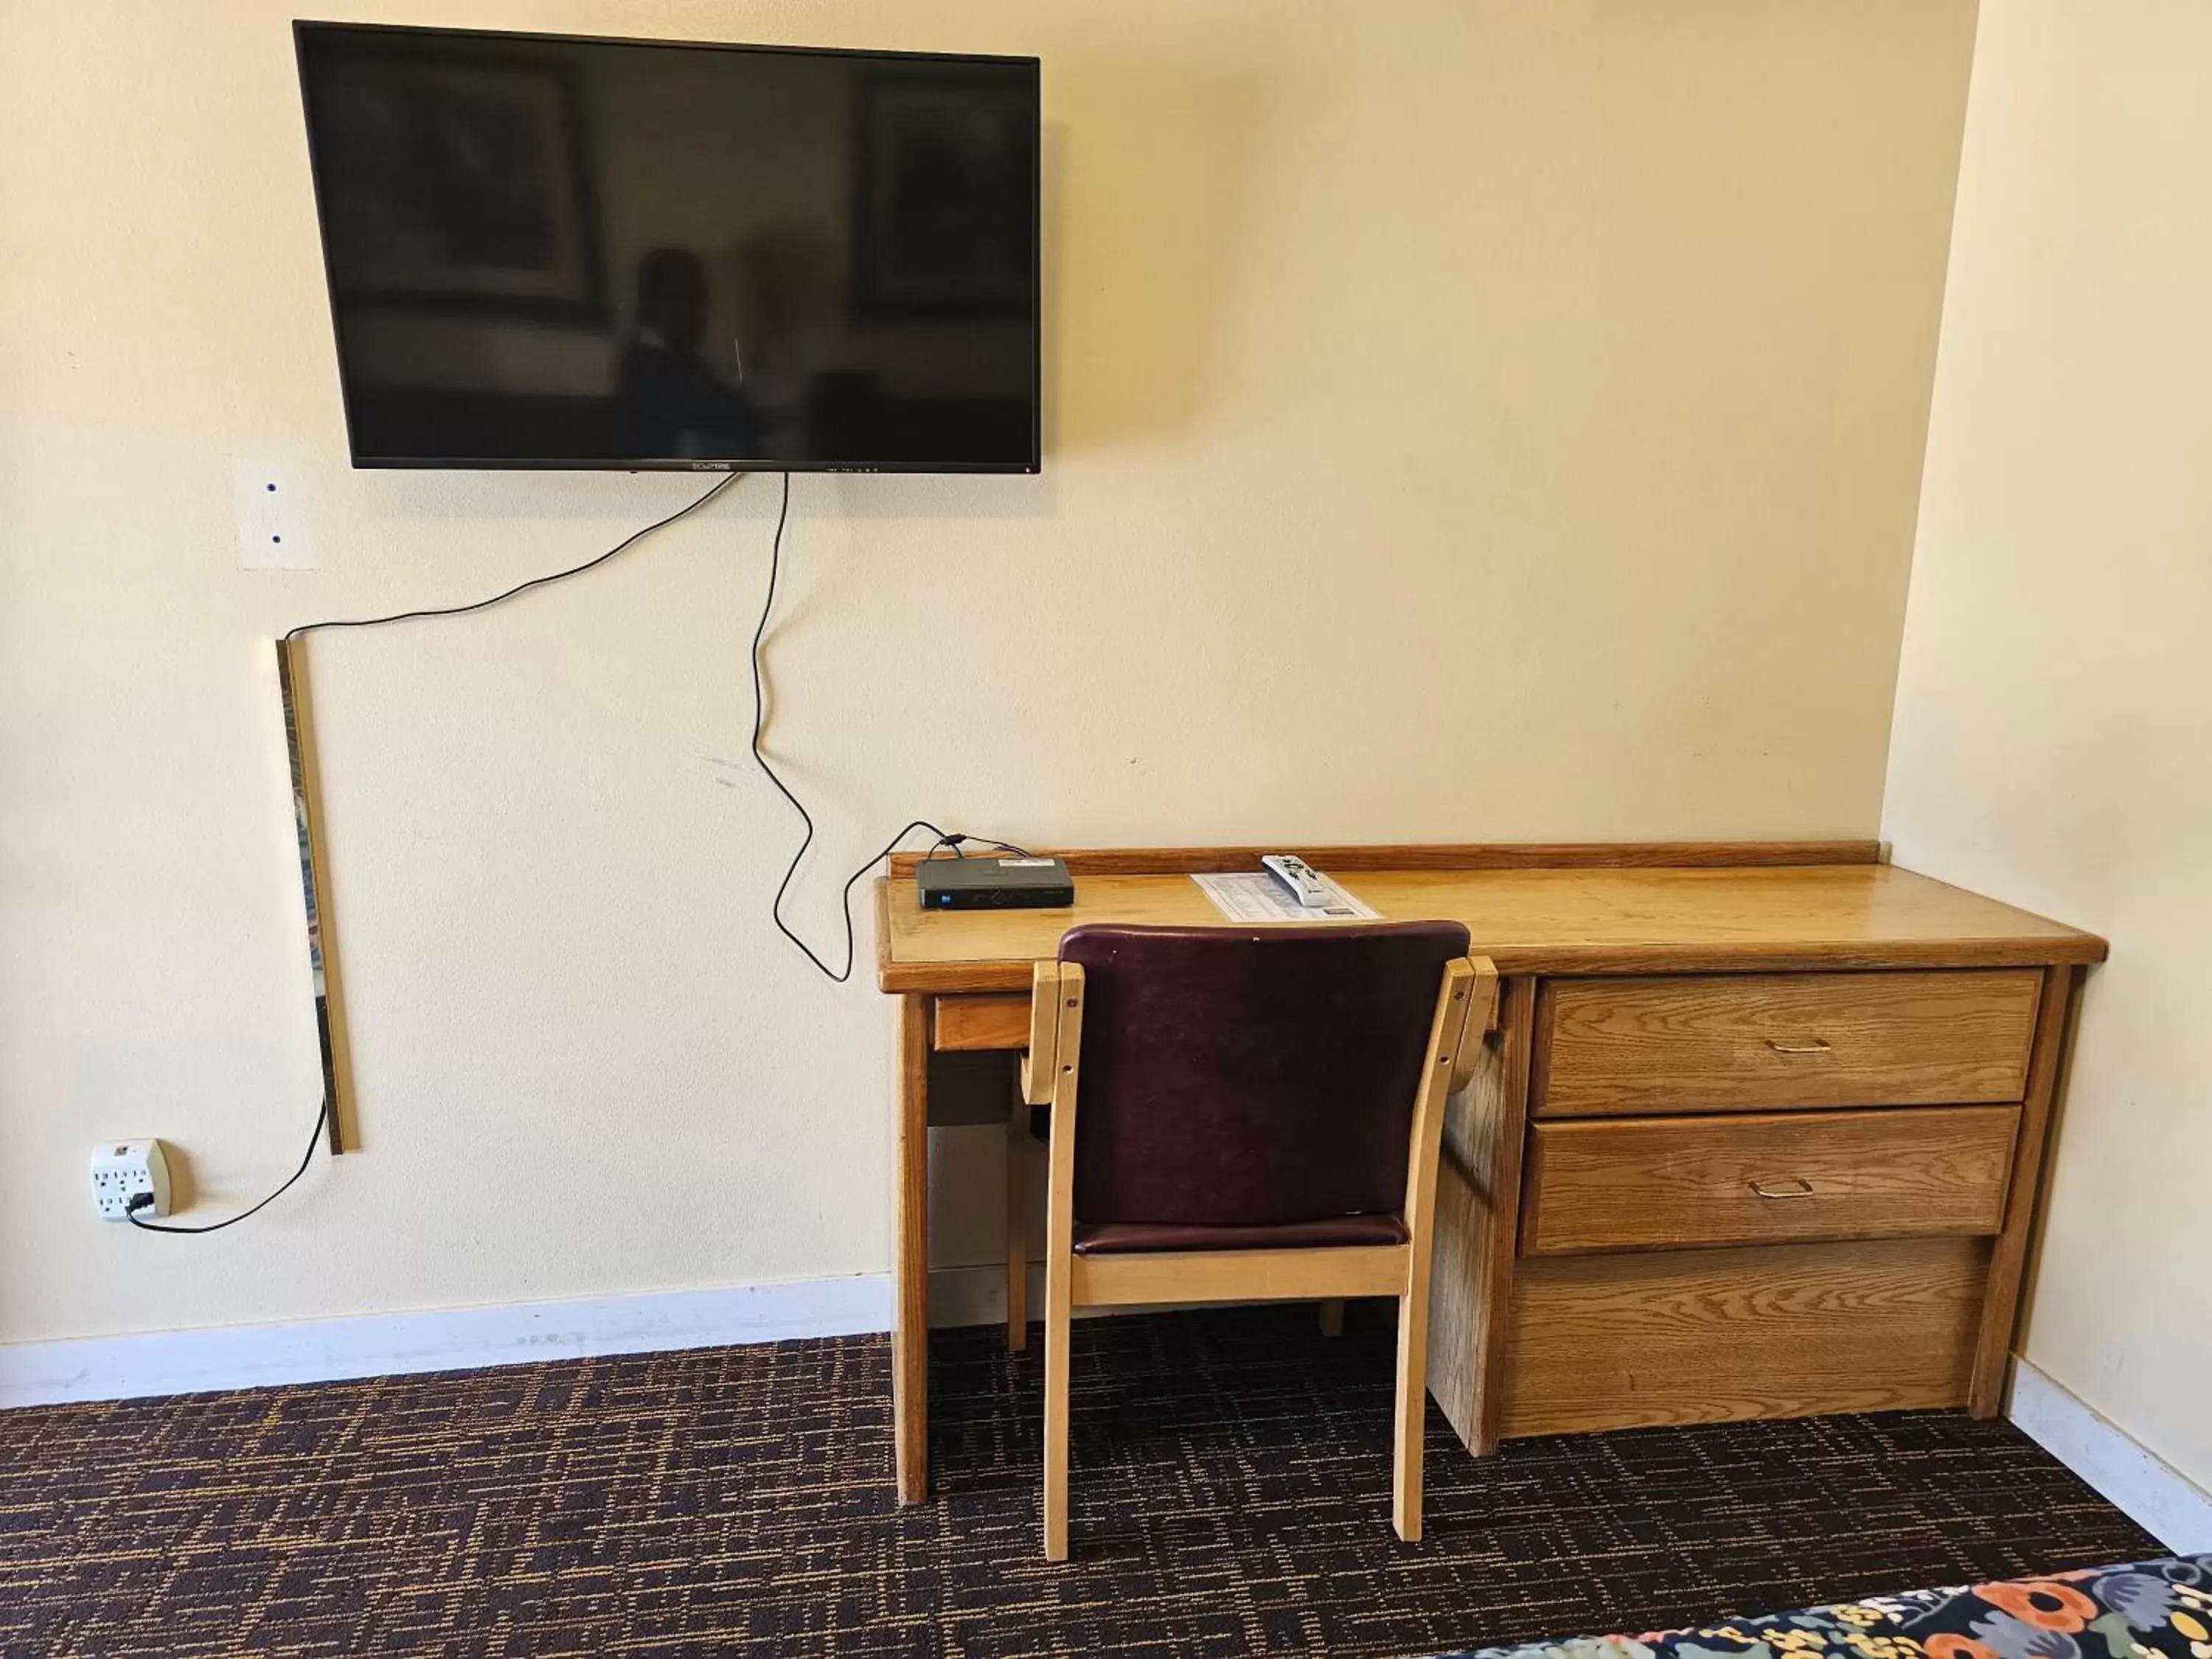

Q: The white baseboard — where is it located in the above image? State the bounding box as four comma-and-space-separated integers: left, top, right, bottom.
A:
0, 1262, 1060, 1411
2008, 1358, 2212, 1553
0, 1273, 895, 1410
0, 1259, 1113, 1411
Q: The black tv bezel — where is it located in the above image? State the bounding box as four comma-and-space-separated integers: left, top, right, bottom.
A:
292, 20, 1043, 476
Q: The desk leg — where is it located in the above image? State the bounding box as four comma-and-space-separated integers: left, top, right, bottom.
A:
894, 993, 931, 1503
1969, 963, 2076, 1417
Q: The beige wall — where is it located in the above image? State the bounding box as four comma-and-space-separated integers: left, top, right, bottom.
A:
1882, 0, 2212, 1495
0, 0, 1974, 1346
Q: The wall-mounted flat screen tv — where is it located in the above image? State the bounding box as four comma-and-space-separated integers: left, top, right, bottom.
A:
295, 23, 1040, 472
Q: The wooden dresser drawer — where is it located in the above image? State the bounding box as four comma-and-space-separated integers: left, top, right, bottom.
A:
1498, 1236, 1988, 1439
1533, 970, 2041, 1117
1520, 1105, 2019, 1256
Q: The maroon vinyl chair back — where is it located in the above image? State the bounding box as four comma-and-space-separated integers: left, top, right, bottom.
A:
1055, 921, 1470, 1242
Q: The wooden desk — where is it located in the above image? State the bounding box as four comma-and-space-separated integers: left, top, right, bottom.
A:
873, 842, 2106, 1503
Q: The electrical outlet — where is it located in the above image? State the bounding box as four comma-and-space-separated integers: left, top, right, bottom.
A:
90, 1139, 171, 1222
231, 451, 316, 571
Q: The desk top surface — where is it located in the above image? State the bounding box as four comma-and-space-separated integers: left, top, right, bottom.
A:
874, 853, 2105, 993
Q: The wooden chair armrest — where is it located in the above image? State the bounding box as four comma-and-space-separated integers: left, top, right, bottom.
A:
1018, 959, 1060, 1105
1450, 956, 1500, 1093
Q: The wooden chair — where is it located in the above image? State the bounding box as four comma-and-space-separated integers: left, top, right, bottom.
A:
1010, 921, 1498, 1560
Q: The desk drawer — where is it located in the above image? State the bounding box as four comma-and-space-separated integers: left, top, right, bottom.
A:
1498, 1236, 1987, 1437
1520, 1105, 2018, 1256
1533, 970, 2041, 1118
933, 993, 1033, 1052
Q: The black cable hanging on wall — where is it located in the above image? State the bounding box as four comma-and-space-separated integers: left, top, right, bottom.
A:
141, 470, 1018, 1231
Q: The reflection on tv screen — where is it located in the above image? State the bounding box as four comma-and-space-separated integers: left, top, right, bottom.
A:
296, 24, 1040, 471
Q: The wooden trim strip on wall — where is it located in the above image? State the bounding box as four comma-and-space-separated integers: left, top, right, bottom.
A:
276, 636, 355, 1155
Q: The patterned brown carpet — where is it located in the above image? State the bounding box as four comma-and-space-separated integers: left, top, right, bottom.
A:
0, 1304, 2159, 1658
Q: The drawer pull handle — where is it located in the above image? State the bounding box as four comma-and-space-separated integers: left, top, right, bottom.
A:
1766, 1038, 1832, 1056
1748, 1177, 1817, 1200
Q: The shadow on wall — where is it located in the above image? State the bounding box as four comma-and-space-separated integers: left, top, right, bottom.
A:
789, 39, 1273, 524
1045, 58, 1267, 455
159, 1147, 199, 1217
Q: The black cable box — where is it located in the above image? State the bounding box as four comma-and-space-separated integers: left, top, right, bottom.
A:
917, 855, 1074, 911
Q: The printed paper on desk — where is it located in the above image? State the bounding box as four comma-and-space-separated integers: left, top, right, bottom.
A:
1191, 871, 1380, 924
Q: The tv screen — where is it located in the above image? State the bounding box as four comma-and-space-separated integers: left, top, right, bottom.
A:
294, 24, 1040, 472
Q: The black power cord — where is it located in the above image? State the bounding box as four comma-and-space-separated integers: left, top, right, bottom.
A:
135, 474, 741, 1238
925, 836, 1035, 860
745, 472, 1032, 981
126, 1098, 330, 1234
139, 467, 1023, 1228
284, 472, 740, 640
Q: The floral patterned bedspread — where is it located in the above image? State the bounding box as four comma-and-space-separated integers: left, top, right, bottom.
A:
1436, 1554, 2212, 1659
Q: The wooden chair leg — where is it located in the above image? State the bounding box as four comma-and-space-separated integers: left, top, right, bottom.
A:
1317, 1298, 1345, 1338
1040, 960, 1085, 1562
1006, 1088, 1028, 1353
1391, 956, 1472, 1543
1392, 1289, 1428, 1542
1043, 1253, 1072, 1559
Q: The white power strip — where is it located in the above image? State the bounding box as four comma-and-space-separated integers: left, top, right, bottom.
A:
90, 1139, 170, 1222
